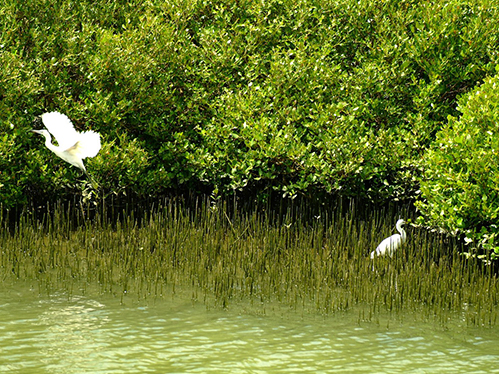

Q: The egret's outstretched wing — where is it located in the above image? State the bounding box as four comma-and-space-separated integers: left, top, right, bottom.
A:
41, 112, 79, 150
66, 131, 101, 159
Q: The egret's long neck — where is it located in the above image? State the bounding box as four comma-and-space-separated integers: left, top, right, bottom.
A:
42, 133, 58, 153
397, 223, 406, 242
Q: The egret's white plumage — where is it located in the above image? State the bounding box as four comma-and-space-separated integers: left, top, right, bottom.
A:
32, 112, 101, 174
370, 219, 406, 259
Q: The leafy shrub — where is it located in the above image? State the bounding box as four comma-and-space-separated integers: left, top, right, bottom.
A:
91, 136, 151, 196
0, 0, 498, 212
416, 73, 499, 260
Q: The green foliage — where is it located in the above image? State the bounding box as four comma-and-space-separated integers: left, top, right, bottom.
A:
0, 127, 25, 206
0, 0, 498, 225
92, 136, 151, 195
416, 73, 499, 260
181, 0, 498, 201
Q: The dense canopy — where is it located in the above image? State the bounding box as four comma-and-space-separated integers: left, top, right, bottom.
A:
0, 0, 498, 259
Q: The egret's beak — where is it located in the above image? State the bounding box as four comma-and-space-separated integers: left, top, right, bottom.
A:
31, 129, 43, 135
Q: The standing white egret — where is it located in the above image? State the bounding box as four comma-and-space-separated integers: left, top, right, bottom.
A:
370, 219, 406, 259
31, 112, 101, 175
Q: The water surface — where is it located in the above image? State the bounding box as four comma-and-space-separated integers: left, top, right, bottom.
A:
0, 281, 497, 374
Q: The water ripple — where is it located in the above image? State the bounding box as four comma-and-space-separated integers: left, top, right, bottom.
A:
0, 289, 497, 374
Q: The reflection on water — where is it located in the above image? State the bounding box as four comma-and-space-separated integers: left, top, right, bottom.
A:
0, 283, 498, 374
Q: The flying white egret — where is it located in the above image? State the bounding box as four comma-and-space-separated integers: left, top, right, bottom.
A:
31, 112, 101, 175
370, 219, 406, 259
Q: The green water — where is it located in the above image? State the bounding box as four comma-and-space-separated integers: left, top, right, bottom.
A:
0, 281, 497, 374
